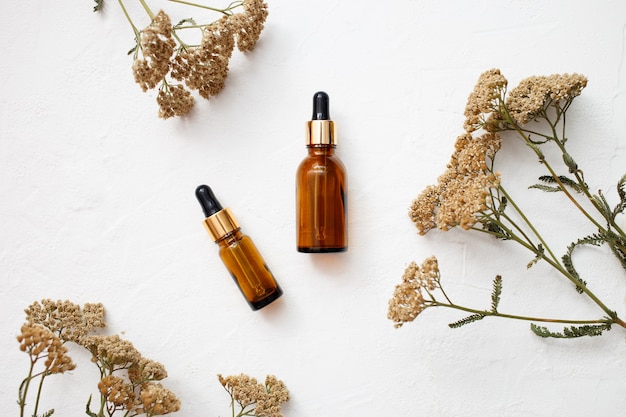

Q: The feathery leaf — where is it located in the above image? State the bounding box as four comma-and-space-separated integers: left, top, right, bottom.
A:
528, 184, 562, 193
534, 174, 584, 192
531, 323, 611, 338
490, 275, 503, 313
449, 314, 485, 329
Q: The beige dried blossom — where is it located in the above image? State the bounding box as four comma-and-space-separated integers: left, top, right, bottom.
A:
505, 73, 588, 124
409, 132, 501, 233
82, 334, 141, 368
437, 170, 500, 231
17, 323, 76, 374
172, 17, 236, 100
409, 184, 440, 235
24, 299, 106, 344
255, 375, 290, 417
464, 68, 508, 132
139, 382, 181, 416
219, 373, 266, 407
388, 257, 441, 328
128, 357, 168, 384
133, 10, 176, 92
219, 373, 289, 417
231, 0, 269, 52
157, 84, 195, 118
98, 375, 137, 409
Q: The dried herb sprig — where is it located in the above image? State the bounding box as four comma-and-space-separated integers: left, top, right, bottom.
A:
218, 373, 290, 417
94, 0, 268, 118
390, 69, 626, 338
17, 300, 290, 416
17, 299, 180, 417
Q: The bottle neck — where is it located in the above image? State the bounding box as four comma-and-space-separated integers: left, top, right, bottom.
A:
307, 144, 336, 156
216, 229, 243, 246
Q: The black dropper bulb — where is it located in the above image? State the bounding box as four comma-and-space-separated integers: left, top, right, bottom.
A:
195, 185, 223, 217
312, 91, 330, 121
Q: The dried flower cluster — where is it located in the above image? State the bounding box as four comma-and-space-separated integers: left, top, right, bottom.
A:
17, 323, 76, 374
410, 70, 505, 234
219, 373, 290, 417
83, 333, 180, 416
394, 69, 626, 339
505, 73, 587, 125
17, 299, 180, 417
463, 68, 508, 132
17, 300, 290, 416
25, 298, 106, 344
387, 257, 440, 328
122, 0, 269, 118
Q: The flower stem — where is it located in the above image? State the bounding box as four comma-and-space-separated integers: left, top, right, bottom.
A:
137, 0, 155, 19
32, 371, 48, 417
167, 0, 242, 15
18, 358, 37, 417
432, 301, 614, 326
498, 185, 561, 264
117, 0, 141, 40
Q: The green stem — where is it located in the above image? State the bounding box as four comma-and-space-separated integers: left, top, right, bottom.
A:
536, 110, 609, 232
18, 358, 37, 417
474, 192, 622, 326
542, 152, 607, 232
431, 301, 614, 326
498, 185, 561, 265
167, 0, 242, 14
32, 371, 49, 417
137, 0, 155, 19
117, 0, 141, 39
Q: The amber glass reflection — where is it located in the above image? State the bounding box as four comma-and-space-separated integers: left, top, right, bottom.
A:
296, 145, 347, 252
217, 230, 282, 310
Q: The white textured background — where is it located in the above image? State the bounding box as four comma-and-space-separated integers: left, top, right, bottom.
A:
2, 0, 626, 416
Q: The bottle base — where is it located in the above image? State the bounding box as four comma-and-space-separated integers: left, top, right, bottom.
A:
297, 246, 347, 253
249, 286, 283, 311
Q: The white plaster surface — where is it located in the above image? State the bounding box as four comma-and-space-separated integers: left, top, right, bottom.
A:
2, 0, 626, 416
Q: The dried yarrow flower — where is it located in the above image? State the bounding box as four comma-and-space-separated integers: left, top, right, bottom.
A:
255, 375, 290, 417
17, 323, 76, 374
388, 257, 441, 328
157, 83, 195, 118
128, 357, 168, 384
82, 334, 141, 368
219, 373, 265, 407
25, 299, 106, 344
170, 16, 235, 101
118, 1, 269, 118
132, 10, 176, 92
409, 132, 501, 233
230, 0, 269, 52
98, 375, 137, 409
505, 73, 588, 124
139, 382, 181, 415
219, 373, 289, 417
464, 68, 508, 132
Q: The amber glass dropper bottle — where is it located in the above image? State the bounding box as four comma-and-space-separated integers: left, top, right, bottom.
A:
196, 185, 283, 310
296, 91, 348, 253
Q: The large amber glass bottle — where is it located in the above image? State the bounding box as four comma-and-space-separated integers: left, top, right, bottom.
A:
196, 185, 282, 310
296, 92, 347, 253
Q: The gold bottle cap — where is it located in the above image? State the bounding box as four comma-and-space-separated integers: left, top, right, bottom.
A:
202, 208, 240, 241
306, 120, 336, 145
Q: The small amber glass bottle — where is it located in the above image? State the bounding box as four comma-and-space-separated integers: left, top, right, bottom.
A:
196, 185, 283, 310
296, 92, 347, 253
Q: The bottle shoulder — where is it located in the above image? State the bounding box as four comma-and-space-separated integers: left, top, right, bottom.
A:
297, 152, 346, 172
